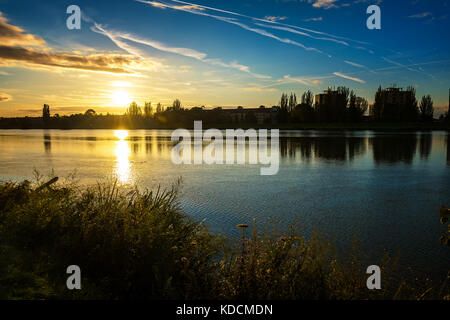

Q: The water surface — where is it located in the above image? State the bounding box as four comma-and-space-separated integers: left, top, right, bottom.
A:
0, 129, 449, 279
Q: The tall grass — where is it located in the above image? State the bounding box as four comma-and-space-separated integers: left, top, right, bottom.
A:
0, 177, 448, 300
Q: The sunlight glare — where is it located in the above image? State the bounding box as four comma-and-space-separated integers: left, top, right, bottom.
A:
112, 89, 131, 107
114, 130, 129, 140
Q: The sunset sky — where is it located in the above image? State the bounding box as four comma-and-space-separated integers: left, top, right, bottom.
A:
0, 0, 449, 116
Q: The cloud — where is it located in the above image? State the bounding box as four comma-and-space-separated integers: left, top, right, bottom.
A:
140, 0, 369, 49
0, 93, 12, 102
303, 17, 323, 21
92, 23, 207, 60
408, 12, 432, 18
344, 60, 365, 68
92, 23, 270, 78
144, 1, 204, 11
255, 22, 349, 46
0, 11, 151, 75
173, 4, 205, 11
138, 1, 323, 53
0, 12, 45, 46
311, 0, 339, 9
282, 75, 325, 86
0, 45, 149, 74
264, 16, 288, 22
243, 86, 278, 92
333, 72, 365, 83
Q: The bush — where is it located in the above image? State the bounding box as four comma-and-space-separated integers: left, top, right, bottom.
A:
0, 177, 448, 300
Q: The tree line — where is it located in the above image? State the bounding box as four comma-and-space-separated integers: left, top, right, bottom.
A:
0, 85, 447, 129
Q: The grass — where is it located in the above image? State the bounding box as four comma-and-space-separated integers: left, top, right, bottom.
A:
0, 176, 448, 300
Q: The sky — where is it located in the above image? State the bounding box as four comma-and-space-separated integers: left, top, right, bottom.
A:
0, 0, 449, 116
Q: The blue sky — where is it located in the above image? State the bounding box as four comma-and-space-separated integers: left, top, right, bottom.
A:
0, 0, 449, 115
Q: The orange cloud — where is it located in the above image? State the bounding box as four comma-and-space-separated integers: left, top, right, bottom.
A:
0, 12, 45, 46
0, 11, 151, 75
0, 45, 150, 74
0, 93, 12, 102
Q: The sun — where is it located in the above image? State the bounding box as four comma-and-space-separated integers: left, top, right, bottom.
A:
112, 89, 131, 107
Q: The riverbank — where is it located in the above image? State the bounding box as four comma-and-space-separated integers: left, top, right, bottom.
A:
0, 116, 449, 131
0, 178, 448, 300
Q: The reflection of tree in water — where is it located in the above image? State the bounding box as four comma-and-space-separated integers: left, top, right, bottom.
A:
132, 143, 140, 154
279, 137, 366, 162
348, 137, 367, 160
314, 138, 347, 161
418, 133, 432, 160
43, 133, 51, 153
371, 135, 417, 164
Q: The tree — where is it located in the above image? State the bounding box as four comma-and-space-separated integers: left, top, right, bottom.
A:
172, 99, 182, 111
84, 109, 96, 116
42, 104, 50, 122
156, 103, 163, 113
291, 90, 315, 123
373, 86, 383, 121
336, 86, 349, 122
301, 90, 314, 108
126, 101, 142, 117
419, 95, 434, 121
403, 86, 418, 122
144, 102, 153, 118
278, 93, 289, 123
288, 93, 297, 113
348, 91, 368, 122
279, 93, 289, 111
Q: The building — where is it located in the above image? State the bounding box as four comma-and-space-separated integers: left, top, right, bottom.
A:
377, 87, 414, 106
314, 89, 347, 107
223, 106, 278, 125
371, 86, 416, 121
314, 88, 348, 122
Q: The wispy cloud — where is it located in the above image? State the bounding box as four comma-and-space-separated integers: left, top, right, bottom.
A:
408, 12, 432, 19
138, 1, 324, 53
264, 16, 288, 22
140, 0, 371, 48
333, 72, 365, 83
344, 60, 365, 68
282, 75, 325, 86
254, 22, 349, 46
243, 86, 278, 92
0, 92, 12, 102
303, 17, 323, 22
92, 23, 270, 78
93, 23, 207, 60
311, 0, 339, 9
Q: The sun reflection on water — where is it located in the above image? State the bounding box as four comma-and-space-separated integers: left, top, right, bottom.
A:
114, 130, 131, 183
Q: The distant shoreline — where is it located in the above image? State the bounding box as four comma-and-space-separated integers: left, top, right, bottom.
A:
0, 122, 449, 131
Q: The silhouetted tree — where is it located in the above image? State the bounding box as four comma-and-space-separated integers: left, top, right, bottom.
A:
278, 93, 289, 123
348, 91, 368, 122
373, 86, 383, 121
84, 109, 96, 116
126, 101, 142, 117
336, 86, 349, 122
288, 93, 297, 113
156, 103, 163, 113
301, 90, 314, 107
291, 90, 315, 123
403, 86, 418, 122
419, 95, 434, 121
144, 102, 153, 118
172, 99, 182, 111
